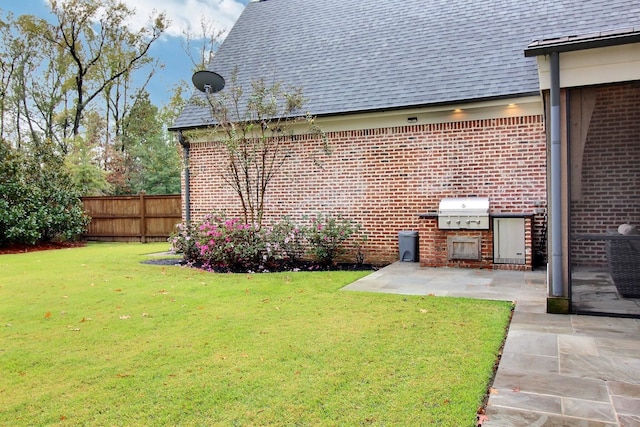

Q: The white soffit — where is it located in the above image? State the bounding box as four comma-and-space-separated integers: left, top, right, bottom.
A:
536, 43, 640, 90
185, 96, 543, 142
315, 96, 543, 133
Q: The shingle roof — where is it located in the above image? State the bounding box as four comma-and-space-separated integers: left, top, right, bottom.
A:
171, 0, 640, 130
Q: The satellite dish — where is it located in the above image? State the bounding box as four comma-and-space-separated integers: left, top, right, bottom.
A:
192, 70, 225, 93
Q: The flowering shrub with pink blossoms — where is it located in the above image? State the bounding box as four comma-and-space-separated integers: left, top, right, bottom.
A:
168, 221, 201, 263
169, 212, 365, 272
195, 214, 260, 270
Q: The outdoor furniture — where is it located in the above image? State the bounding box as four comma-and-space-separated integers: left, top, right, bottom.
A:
606, 237, 640, 298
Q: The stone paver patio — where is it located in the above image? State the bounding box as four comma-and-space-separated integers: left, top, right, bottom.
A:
342, 262, 640, 426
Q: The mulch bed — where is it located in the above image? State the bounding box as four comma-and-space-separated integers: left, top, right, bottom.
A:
142, 257, 380, 273
0, 241, 87, 255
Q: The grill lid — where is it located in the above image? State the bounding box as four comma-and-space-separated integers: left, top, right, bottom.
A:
438, 197, 489, 215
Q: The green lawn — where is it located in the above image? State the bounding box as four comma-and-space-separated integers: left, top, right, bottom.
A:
0, 243, 512, 426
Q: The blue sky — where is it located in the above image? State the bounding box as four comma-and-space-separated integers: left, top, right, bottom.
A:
0, 0, 251, 106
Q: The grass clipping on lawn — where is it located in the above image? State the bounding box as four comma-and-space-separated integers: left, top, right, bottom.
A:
0, 242, 512, 426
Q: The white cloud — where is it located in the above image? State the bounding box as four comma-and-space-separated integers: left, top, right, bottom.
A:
119, 0, 246, 38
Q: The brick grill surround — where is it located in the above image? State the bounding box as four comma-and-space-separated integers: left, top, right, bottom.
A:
419, 216, 534, 270
183, 115, 548, 268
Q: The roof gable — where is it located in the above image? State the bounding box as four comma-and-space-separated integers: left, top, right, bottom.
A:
173, 0, 640, 130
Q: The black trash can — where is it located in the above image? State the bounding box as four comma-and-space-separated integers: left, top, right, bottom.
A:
398, 230, 419, 262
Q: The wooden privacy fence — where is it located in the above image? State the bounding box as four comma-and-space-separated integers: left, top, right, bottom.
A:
81, 193, 182, 243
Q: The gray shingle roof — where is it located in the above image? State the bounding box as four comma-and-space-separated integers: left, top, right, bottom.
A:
171, 0, 640, 130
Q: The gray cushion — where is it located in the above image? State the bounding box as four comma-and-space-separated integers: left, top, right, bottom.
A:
618, 223, 639, 235
615, 224, 640, 252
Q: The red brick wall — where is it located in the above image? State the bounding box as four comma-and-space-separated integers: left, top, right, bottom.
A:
571, 83, 640, 266
184, 115, 548, 266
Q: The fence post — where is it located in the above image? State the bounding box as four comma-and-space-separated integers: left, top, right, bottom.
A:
140, 191, 147, 243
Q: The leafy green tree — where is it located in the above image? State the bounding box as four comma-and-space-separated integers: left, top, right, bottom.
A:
65, 111, 111, 195
130, 136, 181, 195
115, 91, 181, 195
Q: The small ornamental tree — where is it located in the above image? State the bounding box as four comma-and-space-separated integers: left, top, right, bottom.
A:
189, 68, 330, 228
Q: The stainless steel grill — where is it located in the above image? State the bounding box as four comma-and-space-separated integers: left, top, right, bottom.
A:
438, 197, 489, 230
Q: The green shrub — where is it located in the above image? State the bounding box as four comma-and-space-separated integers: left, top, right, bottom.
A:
304, 214, 361, 265
0, 140, 90, 246
264, 216, 306, 264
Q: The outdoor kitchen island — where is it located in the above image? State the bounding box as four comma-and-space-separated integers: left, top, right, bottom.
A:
418, 198, 535, 270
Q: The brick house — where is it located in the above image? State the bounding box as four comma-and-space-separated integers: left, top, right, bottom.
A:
170, 0, 640, 314
525, 30, 640, 315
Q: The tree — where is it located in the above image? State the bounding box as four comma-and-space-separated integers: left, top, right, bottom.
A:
11, 13, 75, 153
0, 13, 18, 142
0, 1, 183, 200
182, 17, 225, 72
0, 13, 59, 150
65, 111, 111, 195
119, 91, 181, 194
0, 1, 177, 198
190, 69, 329, 227
36, 0, 168, 138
